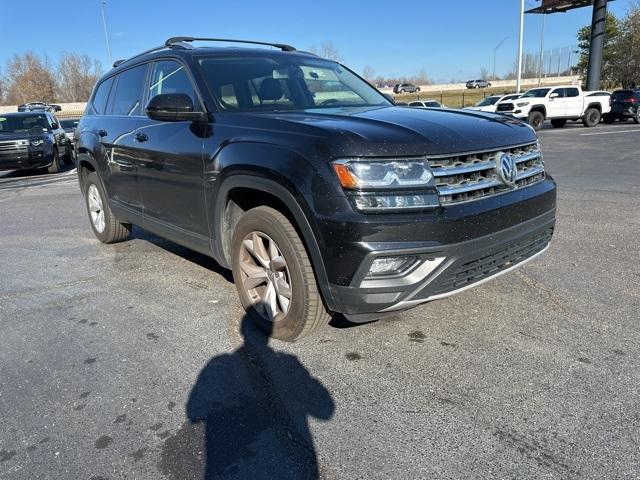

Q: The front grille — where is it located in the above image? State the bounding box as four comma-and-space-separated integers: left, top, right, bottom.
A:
428, 142, 545, 205
496, 102, 514, 112
0, 140, 28, 156
431, 227, 553, 296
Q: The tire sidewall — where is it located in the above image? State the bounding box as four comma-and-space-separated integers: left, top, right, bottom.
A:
83, 172, 112, 243
231, 209, 309, 340
528, 112, 544, 130
584, 108, 600, 127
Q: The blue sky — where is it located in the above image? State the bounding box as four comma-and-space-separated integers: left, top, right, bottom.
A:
0, 0, 631, 83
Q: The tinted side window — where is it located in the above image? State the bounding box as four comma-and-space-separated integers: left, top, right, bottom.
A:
564, 88, 580, 98
111, 64, 147, 116
92, 77, 114, 115
148, 60, 199, 110
550, 88, 564, 98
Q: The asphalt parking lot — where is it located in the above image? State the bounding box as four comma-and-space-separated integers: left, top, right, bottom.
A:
1, 122, 639, 480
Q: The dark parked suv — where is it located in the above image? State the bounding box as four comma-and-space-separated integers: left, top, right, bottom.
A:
603, 89, 640, 124
76, 37, 556, 341
0, 111, 73, 173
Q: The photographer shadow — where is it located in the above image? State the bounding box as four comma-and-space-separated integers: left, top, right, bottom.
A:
160, 306, 335, 480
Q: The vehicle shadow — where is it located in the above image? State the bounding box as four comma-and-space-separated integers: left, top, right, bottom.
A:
159, 306, 335, 480
130, 226, 234, 283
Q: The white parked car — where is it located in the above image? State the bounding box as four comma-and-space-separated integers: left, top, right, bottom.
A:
495, 86, 610, 130
466, 94, 521, 113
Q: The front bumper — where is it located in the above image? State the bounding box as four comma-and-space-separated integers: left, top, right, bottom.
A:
330, 210, 554, 320
0, 151, 53, 170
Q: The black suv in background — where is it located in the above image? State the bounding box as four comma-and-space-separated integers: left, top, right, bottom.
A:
17, 102, 62, 113
0, 112, 72, 173
603, 89, 640, 123
76, 37, 556, 341
393, 83, 420, 94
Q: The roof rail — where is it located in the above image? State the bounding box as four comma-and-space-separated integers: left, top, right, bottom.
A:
112, 41, 194, 68
165, 36, 296, 52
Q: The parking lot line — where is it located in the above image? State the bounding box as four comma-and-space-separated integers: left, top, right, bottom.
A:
580, 128, 640, 136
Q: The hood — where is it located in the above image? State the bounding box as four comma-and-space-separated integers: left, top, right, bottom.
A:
247, 106, 536, 157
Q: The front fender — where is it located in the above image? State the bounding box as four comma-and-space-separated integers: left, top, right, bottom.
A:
207, 141, 339, 311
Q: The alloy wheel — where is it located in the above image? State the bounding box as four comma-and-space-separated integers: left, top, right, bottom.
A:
87, 184, 105, 233
239, 231, 292, 322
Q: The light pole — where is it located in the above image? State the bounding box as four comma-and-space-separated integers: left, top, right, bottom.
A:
537, 14, 545, 86
567, 49, 579, 77
493, 36, 509, 81
516, 0, 525, 93
101, 0, 113, 66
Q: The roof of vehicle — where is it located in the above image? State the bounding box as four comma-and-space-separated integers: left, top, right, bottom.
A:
106, 38, 322, 77
0, 111, 52, 117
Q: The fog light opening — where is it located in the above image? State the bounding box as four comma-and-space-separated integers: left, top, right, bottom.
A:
366, 256, 419, 277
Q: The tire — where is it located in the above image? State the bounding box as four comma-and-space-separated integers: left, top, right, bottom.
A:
231, 206, 331, 342
582, 107, 601, 127
83, 171, 131, 244
603, 114, 614, 124
400, 89, 405, 94
63, 144, 74, 165
416, 87, 420, 93
633, 109, 640, 124
551, 119, 567, 128
47, 147, 60, 174
527, 111, 545, 131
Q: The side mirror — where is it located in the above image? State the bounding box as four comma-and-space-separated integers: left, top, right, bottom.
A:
549, 93, 559, 99
146, 93, 207, 122
383, 93, 396, 105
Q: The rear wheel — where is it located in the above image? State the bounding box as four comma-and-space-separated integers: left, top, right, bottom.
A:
527, 111, 545, 131
231, 206, 330, 342
47, 147, 60, 174
602, 114, 615, 124
551, 119, 567, 128
582, 107, 601, 127
83, 171, 131, 243
633, 109, 640, 124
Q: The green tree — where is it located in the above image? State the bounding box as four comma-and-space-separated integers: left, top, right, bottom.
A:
576, 12, 620, 84
610, 5, 640, 87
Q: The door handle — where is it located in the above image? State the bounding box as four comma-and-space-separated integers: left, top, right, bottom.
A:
97, 129, 108, 137
135, 133, 148, 143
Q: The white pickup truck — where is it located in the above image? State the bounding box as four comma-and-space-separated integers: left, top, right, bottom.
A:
495, 85, 610, 130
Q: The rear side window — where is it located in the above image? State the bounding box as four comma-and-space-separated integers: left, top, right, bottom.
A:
612, 90, 633, 100
92, 77, 114, 115
111, 64, 147, 116
148, 60, 199, 110
564, 88, 580, 98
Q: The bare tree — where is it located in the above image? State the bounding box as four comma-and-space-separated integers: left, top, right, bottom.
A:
362, 65, 375, 83
412, 68, 431, 86
5, 52, 57, 104
56, 53, 102, 102
310, 42, 343, 62
0, 69, 5, 105
479, 68, 489, 80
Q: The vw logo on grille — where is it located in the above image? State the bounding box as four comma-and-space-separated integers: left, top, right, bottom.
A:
498, 153, 517, 186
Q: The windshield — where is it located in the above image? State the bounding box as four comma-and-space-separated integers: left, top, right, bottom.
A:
475, 96, 500, 107
521, 88, 550, 98
0, 114, 49, 132
198, 55, 390, 112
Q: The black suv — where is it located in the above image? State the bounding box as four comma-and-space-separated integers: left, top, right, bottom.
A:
603, 89, 640, 124
76, 37, 556, 341
393, 83, 420, 94
0, 112, 73, 173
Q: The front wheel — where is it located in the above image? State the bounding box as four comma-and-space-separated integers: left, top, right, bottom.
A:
582, 107, 601, 127
47, 147, 60, 174
231, 206, 331, 342
527, 111, 545, 131
83, 171, 131, 243
602, 114, 615, 124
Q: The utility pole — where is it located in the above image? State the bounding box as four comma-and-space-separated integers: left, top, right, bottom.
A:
537, 14, 545, 86
516, 0, 525, 93
493, 36, 509, 81
101, 0, 113, 66
586, 0, 608, 90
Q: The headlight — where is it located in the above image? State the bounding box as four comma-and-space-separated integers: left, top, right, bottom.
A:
516, 101, 530, 107
332, 158, 439, 212
30, 139, 44, 146
332, 159, 433, 189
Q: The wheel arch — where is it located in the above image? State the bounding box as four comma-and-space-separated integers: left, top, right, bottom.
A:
530, 104, 546, 117
213, 174, 336, 312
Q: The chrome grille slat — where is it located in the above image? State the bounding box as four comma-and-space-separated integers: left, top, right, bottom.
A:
429, 142, 545, 205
